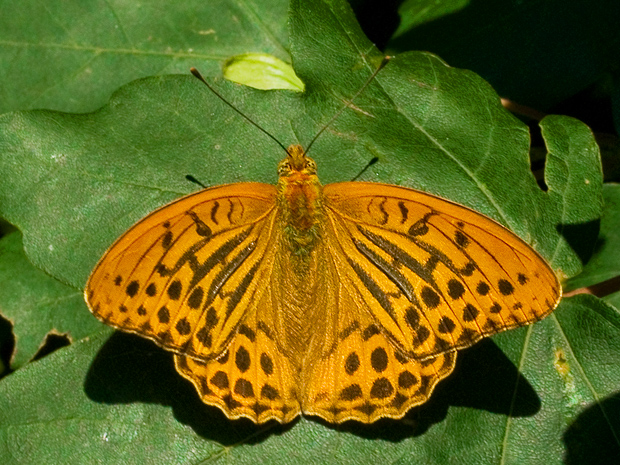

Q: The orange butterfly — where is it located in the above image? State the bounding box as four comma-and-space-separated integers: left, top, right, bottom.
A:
85, 69, 562, 424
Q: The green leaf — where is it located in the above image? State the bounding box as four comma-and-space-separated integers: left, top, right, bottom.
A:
0, 0, 290, 114
536, 115, 603, 277
0, 231, 104, 369
0, 330, 225, 464
223, 53, 305, 91
394, 0, 469, 31
0, 0, 613, 463
492, 295, 620, 464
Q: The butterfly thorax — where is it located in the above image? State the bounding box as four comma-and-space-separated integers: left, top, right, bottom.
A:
276, 145, 324, 261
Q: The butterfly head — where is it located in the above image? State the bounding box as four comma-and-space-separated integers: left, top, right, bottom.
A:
278, 144, 318, 179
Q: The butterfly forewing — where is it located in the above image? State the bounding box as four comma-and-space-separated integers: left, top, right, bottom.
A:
86, 182, 278, 360
323, 182, 562, 361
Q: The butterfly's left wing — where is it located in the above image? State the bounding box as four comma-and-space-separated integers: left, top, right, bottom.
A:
85, 182, 279, 361
323, 182, 562, 361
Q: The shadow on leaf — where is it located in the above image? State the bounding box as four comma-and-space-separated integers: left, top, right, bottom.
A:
84, 332, 292, 445
563, 391, 620, 464
439, 339, 540, 415
556, 220, 601, 267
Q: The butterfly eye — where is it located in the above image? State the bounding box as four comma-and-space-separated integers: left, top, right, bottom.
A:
305, 158, 318, 174
278, 160, 292, 176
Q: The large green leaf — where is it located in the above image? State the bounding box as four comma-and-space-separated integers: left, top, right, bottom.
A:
0, 0, 613, 463
0, 0, 601, 287
0, 0, 289, 114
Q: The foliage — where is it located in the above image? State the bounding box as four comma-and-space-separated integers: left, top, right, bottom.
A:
0, 0, 619, 463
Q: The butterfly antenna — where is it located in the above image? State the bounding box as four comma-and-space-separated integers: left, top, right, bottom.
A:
304, 56, 391, 155
190, 67, 291, 156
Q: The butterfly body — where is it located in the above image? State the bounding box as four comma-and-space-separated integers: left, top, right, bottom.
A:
86, 145, 561, 424
277, 144, 324, 259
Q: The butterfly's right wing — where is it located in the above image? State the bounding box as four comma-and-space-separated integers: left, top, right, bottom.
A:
85, 182, 280, 362
322, 182, 561, 361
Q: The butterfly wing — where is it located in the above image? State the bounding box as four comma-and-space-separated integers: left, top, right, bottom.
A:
322, 182, 562, 361
85, 182, 279, 361
301, 276, 456, 423
174, 281, 302, 423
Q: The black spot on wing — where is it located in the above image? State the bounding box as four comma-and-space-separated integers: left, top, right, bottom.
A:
157, 306, 170, 323
421, 286, 441, 309
437, 316, 456, 333
260, 353, 274, 375
454, 230, 469, 248
345, 352, 360, 375
370, 378, 394, 399
145, 283, 157, 297
210, 371, 229, 389
235, 346, 251, 372
167, 280, 182, 300
239, 324, 256, 342
362, 324, 381, 340
398, 201, 408, 224
162, 231, 173, 249
188, 211, 212, 237
462, 304, 479, 321
126, 281, 139, 297
370, 347, 388, 372
234, 378, 254, 398
187, 286, 204, 309
498, 279, 515, 295
407, 212, 435, 236
447, 279, 465, 299
176, 318, 191, 335
398, 371, 417, 389
340, 384, 363, 401
476, 281, 490, 296
261, 385, 279, 400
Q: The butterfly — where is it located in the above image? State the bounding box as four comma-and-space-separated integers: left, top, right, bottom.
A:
85, 145, 561, 423
85, 67, 562, 424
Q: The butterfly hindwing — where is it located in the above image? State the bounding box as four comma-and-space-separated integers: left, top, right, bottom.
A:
86, 182, 279, 360
302, 280, 456, 423
174, 283, 302, 423
323, 182, 562, 360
